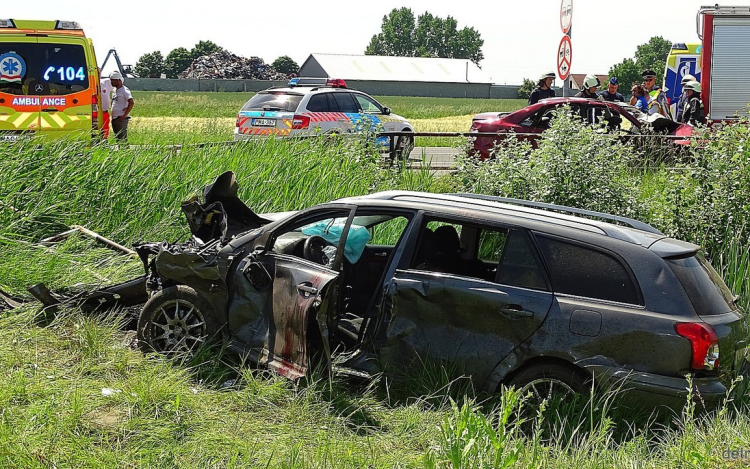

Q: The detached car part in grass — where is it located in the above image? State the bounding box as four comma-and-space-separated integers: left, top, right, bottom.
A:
32, 172, 749, 410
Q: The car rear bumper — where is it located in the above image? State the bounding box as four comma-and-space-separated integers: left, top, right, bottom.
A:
589, 365, 728, 411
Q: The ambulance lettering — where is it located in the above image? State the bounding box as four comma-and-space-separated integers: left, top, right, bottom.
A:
42, 97, 66, 106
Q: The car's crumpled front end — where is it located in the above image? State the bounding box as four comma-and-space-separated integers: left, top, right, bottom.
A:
29, 171, 272, 314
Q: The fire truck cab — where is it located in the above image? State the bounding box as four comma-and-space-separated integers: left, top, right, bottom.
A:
0, 19, 102, 141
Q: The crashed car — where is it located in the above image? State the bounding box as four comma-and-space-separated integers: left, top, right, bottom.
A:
34, 172, 748, 409
470, 97, 694, 159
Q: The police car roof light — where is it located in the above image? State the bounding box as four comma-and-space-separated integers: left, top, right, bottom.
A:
55, 20, 82, 30
326, 78, 347, 88
0, 19, 17, 28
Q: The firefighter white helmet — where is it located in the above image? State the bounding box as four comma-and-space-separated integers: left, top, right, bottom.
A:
583, 74, 601, 89
684, 80, 702, 93
681, 74, 696, 85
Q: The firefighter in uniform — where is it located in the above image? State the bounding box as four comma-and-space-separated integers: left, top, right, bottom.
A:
675, 74, 696, 122
528, 72, 556, 105
575, 75, 600, 99
680, 80, 707, 126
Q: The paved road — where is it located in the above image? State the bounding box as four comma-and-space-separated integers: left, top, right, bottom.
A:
406, 146, 462, 169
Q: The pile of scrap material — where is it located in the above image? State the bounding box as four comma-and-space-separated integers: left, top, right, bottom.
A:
179, 50, 287, 80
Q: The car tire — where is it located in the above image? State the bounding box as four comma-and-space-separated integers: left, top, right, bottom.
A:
507, 362, 589, 406
137, 285, 222, 356
395, 134, 415, 162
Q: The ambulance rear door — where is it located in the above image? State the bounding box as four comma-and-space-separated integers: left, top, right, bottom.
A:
0, 36, 41, 139
36, 36, 92, 137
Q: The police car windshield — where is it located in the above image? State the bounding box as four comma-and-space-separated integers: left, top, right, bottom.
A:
241, 92, 302, 112
0, 42, 88, 96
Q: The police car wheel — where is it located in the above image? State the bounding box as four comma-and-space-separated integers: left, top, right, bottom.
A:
395, 135, 414, 161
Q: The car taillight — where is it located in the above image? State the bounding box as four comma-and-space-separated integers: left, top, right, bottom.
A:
292, 115, 310, 129
675, 322, 720, 371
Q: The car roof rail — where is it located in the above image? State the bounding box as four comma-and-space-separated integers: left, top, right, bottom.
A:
451, 193, 664, 235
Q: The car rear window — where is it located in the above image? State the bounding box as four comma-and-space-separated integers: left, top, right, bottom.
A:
0, 42, 89, 96
666, 253, 736, 315
536, 235, 641, 305
241, 92, 302, 112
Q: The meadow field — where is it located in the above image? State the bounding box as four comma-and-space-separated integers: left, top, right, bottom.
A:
128, 91, 527, 146
2, 94, 750, 467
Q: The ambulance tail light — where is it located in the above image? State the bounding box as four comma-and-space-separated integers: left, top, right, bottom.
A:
0, 19, 16, 28
55, 21, 82, 30
91, 94, 98, 129
326, 79, 347, 88
292, 115, 310, 129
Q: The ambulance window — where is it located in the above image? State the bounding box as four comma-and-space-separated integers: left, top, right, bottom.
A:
0, 42, 89, 95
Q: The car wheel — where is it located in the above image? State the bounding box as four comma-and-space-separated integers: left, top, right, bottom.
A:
395, 134, 415, 162
137, 285, 222, 355
508, 363, 589, 408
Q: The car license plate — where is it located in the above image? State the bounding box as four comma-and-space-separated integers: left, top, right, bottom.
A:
1, 134, 18, 142
252, 118, 276, 127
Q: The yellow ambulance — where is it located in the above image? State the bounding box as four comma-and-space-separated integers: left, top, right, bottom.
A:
0, 19, 102, 141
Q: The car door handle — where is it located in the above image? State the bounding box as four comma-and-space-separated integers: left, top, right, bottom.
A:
499, 304, 533, 318
42, 108, 59, 112
297, 282, 318, 296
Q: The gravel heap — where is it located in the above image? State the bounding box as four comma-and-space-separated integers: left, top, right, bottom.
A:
179, 50, 287, 80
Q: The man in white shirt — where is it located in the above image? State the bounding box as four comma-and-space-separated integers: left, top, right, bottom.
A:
99, 68, 112, 139
109, 71, 134, 142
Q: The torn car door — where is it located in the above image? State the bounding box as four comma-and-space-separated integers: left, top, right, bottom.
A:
259, 255, 339, 379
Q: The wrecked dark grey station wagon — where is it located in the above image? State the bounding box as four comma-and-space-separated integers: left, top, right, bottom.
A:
35, 172, 749, 409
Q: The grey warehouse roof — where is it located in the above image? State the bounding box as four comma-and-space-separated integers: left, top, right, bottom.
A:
298, 53, 493, 84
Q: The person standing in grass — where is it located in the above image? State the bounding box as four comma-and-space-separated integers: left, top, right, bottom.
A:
109, 71, 134, 142
98, 68, 112, 139
528, 72, 556, 105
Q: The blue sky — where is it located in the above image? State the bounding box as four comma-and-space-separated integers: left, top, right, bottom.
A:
5, 0, 745, 84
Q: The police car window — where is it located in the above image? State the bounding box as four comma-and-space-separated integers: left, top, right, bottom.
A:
353, 94, 382, 113
0, 42, 89, 96
306, 94, 329, 112
241, 92, 302, 112
332, 92, 359, 113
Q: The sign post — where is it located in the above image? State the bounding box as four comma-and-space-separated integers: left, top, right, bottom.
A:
559, 0, 573, 97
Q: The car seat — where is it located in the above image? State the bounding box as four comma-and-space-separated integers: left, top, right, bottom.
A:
433, 225, 461, 273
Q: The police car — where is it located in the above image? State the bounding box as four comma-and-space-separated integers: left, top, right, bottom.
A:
234, 78, 415, 159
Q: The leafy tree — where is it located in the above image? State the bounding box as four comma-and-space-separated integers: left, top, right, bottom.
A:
365, 8, 484, 65
164, 47, 193, 79
191, 40, 222, 60
609, 36, 673, 91
134, 51, 164, 78
272, 56, 299, 76
518, 78, 536, 99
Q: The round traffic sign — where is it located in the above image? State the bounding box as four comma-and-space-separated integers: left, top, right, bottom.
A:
560, 0, 573, 34
557, 35, 572, 80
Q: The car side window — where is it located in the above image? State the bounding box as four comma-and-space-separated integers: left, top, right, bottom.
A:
306, 93, 329, 112
332, 92, 359, 113
353, 94, 382, 113
271, 212, 352, 267
496, 232, 548, 290
535, 235, 641, 304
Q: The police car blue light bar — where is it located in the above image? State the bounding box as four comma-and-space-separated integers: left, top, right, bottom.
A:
288, 77, 347, 88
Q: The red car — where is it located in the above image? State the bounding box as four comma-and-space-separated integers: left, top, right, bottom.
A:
470, 97, 694, 159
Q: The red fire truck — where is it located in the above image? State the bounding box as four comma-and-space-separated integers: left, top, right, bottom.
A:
697, 5, 750, 123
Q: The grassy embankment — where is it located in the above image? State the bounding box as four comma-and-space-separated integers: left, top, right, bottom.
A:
128, 91, 527, 147
2, 97, 750, 467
